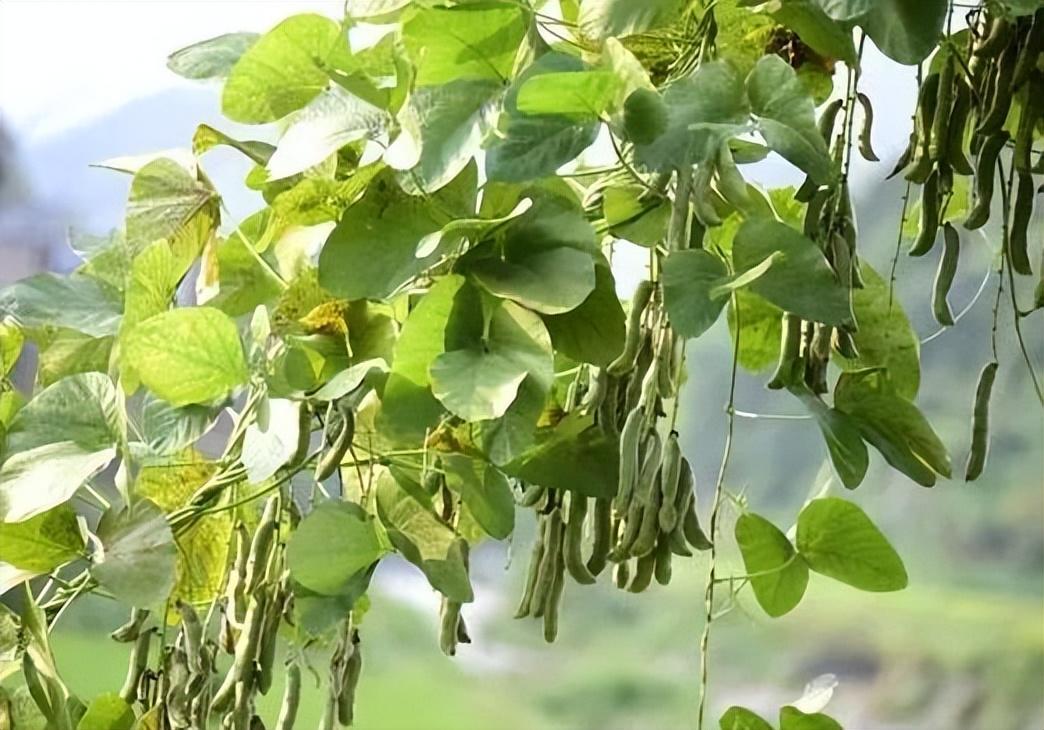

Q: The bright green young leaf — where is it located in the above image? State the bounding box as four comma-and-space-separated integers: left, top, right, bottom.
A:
267, 86, 391, 180
375, 472, 473, 603
125, 158, 218, 249
167, 32, 259, 80
796, 497, 908, 591
442, 455, 515, 540
747, 55, 835, 184
835, 266, 920, 400
402, 4, 526, 87
202, 221, 285, 319
123, 307, 248, 407
779, 705, 844, 730
319, 166, 476, 300
860, 0, 948, 65
379, 276, 467, 444
34, 330, 113, 389
386, 79, 500, 194
579, 0, 687, 39
503, 412, 618, 499
733, 218, 852, 327
120, 239, 195, 338
222, 14, 346, 124
543, 263, 626, 366
288, 501, 388, 595
0, 273, 123, 338
0, 505, 84, 573
91, 500, 177, 608
469, 247, 597, 315
735, 512, 810, 617
76, 693, 135, 730
516, 71, 620, 119
242, 398, 302, 484
193, 124, 274, 166
0, 321, 23, 376
720, 706, 775, 730
346, 0, 411, 19
834, 369, 951, 486
414, 198, 534, 259
796, 391, 869, 489
728, 290, 784, 373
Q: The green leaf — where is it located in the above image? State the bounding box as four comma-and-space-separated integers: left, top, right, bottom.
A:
123, 307, 248, 407
431, 301, 554, 421
796, 497, 908, 591
795, 391, 869, 489
402, 4, 526, 87
91, 500, 176, 607
222, 14, 345, 124
747, 55, 835, 184
125, 158, 218, 249
623, 88, 669, 144
720, 706, 775, 730
138, 396, 216, 457
735, 513, 810, 617
835, 265, 920, 400
167, 32, 258, 80
288, 501, 388, 595
202, 212, 285, 318
0, 443, 117, 525
387, 79, 500, 194
120, 239, 196, 337
267, 86, 391, 180
779, 705, 844, 730
76, 693, 135, 730
773, 2, 857, 65
728, 290, 784, 373
310, 358, 388, 401
635, 60, 751, 169
733, 218, 852, 326
833, 370, 950, 486
602, 184, 671, 247
503, 412, 618, 499
318, 166, 476, 300
242, 398, 301, 484
0, 321, 23, 376
0, 273, 123, 338
579, 0, 687, 39
516, 71, 620, 119
379, 275, 467, 444
860, 0, 948, 65
543, 262, 626, 366
376, 472, 473, 603
809, 0, 872, 20
5, 372, 121, 455
442, 455, 515, 540
0, 505, 84, 573
346, 0, 411, 19
193, 124, 274, 167
470, 247, 596, 315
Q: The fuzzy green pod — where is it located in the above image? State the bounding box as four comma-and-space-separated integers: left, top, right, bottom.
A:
965, 131, 1010, 230
653, 534, 673, 586
909, 170, 941, 256
627, 550, 656, 593
542, 548, 565, 643
515, 515, 547, 619
439, 598, 462, 656
563, 494, 596, 585
586, 498, 613, 577
119, 627, 154, 703
338, 631, 363, 726
932, 223, 960, 326
531, 509, 564, 619
657, 433, 683, 532
314, 411, 354, 482
110, 607, 149, 643
615, 407, 645, 511
856, 92, 880, 162
768, 313, 803, 390
607, 281, 655, 376
965, 361, 999, 481
275, 662, 301, 730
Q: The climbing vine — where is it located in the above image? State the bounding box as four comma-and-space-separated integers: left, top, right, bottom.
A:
0, 1, 1041, 729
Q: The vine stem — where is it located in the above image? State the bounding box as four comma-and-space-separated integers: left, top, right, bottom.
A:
696, 294, 741, 730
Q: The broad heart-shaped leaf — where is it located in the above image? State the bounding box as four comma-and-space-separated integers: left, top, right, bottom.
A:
442, 455, 515, 540
735, 513, 810, 617
579, 0, 687, 39
401, 4, 526, 87
469, 247, 597, 315
728, 290, 784, 373
430, 301, 554, 422
222, 14, 346, 124
720, 706, 775, 730
386, 79, 501, 194
515, 71, 620, 119
121, 237, 200, 339
503, 412, 618, 499
835, 265, 920, 400
241, 397, 301, 484
166, 32, 258, 80
860, 0, 948, 65
0, 443, 116, 525
137, 396, 216, 457
602, 183, 671, 247
376, 472, 473, 603
125, 158, 218, 249
378, 276, 466, 444
747, 55, 835, 184
318, 166, 476, 300
288, 501, 388, 596
635, 60, 751, 170
91, 499, 176, 608
76, 692, 135, 730
135, 457, 232, 607
779, 705, 844, 730
543, 262, 626, 366
809, 0, 872, 20
833, 369, 950, 486
0, 505, 84, 573
796, 497, 908, 592
733, 219, 853, 327
5, 372, 122, 454
486, 51, 600, 183
123, 307, 248, 408
34, 330, 114, 389
267, 85, 391, 180
0, 272, 123, 338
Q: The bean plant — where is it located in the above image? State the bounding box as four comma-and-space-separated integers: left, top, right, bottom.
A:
0, 0, 1041, 728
